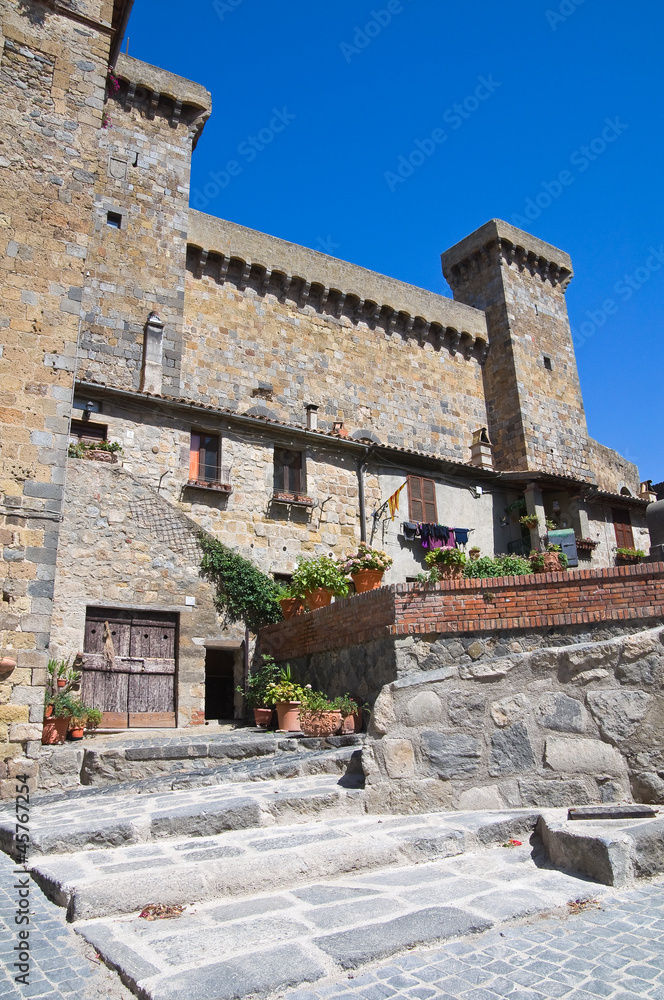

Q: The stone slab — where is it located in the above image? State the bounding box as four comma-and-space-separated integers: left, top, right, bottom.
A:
314, 906, 493, 968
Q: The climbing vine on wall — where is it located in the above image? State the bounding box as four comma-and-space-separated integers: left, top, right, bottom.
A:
198, 534, 282, 633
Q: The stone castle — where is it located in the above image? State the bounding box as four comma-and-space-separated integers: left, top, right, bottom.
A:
0, 0, 654, 790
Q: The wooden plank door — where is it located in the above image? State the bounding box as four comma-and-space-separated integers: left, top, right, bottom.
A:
127, 615, 177, 728
81, 610, 133, 728
612, 508, 634, 550
81, 609, 177, 728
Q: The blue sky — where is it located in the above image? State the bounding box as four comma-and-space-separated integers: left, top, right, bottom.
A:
123, 0, 663, 480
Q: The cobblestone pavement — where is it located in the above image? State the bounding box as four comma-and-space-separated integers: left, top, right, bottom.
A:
0, 852, 132, 1000
283, 877, 664, 1000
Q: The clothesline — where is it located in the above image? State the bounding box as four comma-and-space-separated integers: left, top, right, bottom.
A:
402, 522, 474, 550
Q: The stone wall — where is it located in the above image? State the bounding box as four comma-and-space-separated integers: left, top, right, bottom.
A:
442, 220, 594, 482
260, 563, 664, 666
588, 438, 642, 496
363, 624, 664, 813
49, 456, 236, 729
0, 0, 121, 787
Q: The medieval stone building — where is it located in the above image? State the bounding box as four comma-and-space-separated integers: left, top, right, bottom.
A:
0, 0, 652, 787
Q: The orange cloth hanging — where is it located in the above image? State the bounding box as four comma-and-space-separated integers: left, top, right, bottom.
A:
388, 482, 407, 521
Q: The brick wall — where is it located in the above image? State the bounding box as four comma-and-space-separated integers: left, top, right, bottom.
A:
260, 562, 664, 659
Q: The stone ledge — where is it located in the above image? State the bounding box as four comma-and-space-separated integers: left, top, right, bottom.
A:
115, 54, 211, 112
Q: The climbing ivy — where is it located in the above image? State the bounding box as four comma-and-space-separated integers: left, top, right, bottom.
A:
198, 534, 282, 633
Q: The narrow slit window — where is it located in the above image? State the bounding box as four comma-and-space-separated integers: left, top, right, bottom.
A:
106, 211, 122, 229
543, 355, 552, 371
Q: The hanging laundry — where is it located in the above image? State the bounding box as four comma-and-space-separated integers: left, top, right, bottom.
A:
387, 482, 407, 521
402, 521, 419, 541
453, 528, 470, 546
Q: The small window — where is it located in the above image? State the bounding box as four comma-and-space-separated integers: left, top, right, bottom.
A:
189, 432, 220, 483
70, 419, 107, 445
543, 356, 552, 371
612, 508, 634, 550
407, 475, 437, 523
274, 447, 305, 494
106, 211, 122, 229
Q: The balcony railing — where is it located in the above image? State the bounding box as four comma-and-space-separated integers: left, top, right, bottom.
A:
186, 466, 233, 493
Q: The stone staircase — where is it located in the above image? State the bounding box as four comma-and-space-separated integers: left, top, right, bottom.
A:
3, 727, 663, 1000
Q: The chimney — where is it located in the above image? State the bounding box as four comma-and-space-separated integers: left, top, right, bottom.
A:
305, 404, 318, 431
470, 427, 494, 470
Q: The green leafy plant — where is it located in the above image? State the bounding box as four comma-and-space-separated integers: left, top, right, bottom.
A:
520, 514, 540, 529
340, 543, 393, 575
425, 548, 467, 568
68, 440, 123, 458
463, 554, 532, 579
199, 534, 282, 632
238, 653, 281, 709
85, 707, 103, 729
50, 692, 81, 719
301, 688, 336, 712
67, 443, 87, 459
291, 555, 349, 599
331, 693, 359, 717
615, 547, 646, 561
468, 547, 481, 560
264, 664, 308, 706
505, 498, 527, 518
45, 657, 80, 705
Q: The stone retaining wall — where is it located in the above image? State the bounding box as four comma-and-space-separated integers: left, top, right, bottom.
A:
362, 625, 664, 814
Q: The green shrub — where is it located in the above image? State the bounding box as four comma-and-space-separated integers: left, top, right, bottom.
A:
463, 554, 532, 579
291, 555, 349, 598
199, 534, 282, 632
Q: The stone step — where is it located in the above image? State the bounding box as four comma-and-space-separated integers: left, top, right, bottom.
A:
37, 729, 365, 793
71, 838, 611, 1000
29, 808, 542, 921
0, 773, 366, 860
539, 808, 664, 886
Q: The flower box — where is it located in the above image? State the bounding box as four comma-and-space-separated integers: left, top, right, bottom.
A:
187, 478, 233, 493
272, 492, 315, 507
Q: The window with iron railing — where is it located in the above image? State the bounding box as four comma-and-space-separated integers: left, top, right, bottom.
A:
272, 448, 313, 505
188, 432, 232, 492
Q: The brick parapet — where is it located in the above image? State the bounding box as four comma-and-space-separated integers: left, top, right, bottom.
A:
260, 563, 664, 658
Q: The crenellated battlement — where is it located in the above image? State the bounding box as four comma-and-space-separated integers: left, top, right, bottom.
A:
187, 211, 489, 361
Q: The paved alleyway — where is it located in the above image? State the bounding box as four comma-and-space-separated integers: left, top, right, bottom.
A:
283, 878, 664, 1000
0, 852, 132, 1000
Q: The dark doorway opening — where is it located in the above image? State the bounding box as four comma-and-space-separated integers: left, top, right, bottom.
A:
205, 648, 236, 721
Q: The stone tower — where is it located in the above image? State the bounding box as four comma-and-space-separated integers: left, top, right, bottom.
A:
442, 220, 594, 482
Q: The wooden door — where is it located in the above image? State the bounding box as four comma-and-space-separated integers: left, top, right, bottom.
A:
81, 608, 177, 728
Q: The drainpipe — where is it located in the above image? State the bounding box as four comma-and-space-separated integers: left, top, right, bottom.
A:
358, 445, 375, 543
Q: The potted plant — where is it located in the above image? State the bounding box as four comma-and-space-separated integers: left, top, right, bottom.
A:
299, 689, 342, 737
291, 555, 349, 610
275, 582, 305, 620
238, 653, 281, 727
529, 544, 569, 574
425, 547, 467, 580
615, 547, 645, 564
519, 513, 540, 530
341, 543, 393, 593
265, 664, 307, 731
333, 693, 362, 734
468, 546, 481, 561
68, 706, 102, 740
42, 692, 79, 745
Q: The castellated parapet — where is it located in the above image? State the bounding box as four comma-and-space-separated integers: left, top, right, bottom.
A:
443, 220, 591, 481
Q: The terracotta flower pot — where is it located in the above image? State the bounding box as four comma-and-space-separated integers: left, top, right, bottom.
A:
44, 704, 54, 719
68, 727, 85, 740
351, 569, 384, 593
42, 717, 68, 745
279, 597, 304, 619
341, 708, 362, 734
275, 701, 301, 732
437, 565, 463, 580
543, 553, 563, 572
304, 587, 333, 610
57, 678, 66, 688
253, 707, 273, 728
300, 710, 342, 737
0, 657, 16, 672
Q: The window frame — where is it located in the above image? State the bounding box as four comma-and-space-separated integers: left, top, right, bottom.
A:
69, 419, 108, 445
407, 475, 438, 523
273, 446, 306, 496
612, 507, 634, 550
189, 431, 222, 485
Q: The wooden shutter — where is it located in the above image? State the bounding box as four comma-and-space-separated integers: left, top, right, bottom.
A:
408, 476, 437, 523
189, 432, 200, 480
275, 449, 303, 493
70, 419, 107, 445
612, 508, 634, 549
